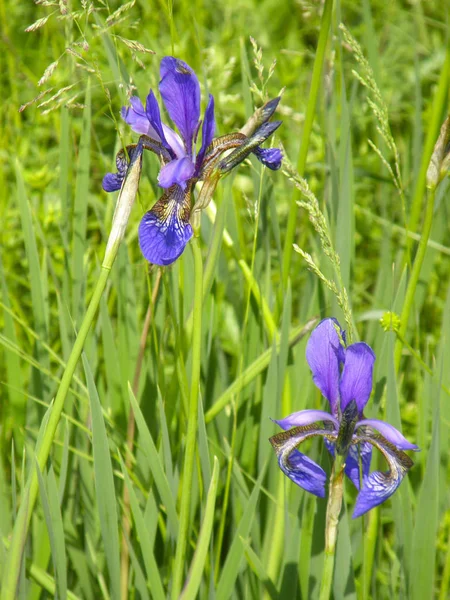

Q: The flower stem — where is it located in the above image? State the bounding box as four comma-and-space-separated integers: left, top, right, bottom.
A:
319, 455, 345, 600
1, 145, 143, 600
281, 0, 334, 289
171, 235, 203, 600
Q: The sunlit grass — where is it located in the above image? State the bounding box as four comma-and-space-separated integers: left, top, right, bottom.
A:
0, 0, 449, 598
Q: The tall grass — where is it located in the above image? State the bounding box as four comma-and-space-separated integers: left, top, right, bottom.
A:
0, 0, 449, 599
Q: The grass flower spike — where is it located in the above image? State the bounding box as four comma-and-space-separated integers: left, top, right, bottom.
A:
270, 318, 418, 518
103, 56, 282, 266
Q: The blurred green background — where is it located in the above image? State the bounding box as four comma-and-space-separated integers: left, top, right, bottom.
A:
0, 0, 449, 598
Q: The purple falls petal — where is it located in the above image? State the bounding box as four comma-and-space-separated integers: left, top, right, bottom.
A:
138, 184, 193, 266
352, 432, 414, 518
159, 56, 200, 154
273, 409, 339, 431
344, 441, 373, 490
157, 157, 195, 190
339, 342, 376, 415
253, 147, 283, 170
305, 318, 345, 416
121, 96, 155, 136
356, 419, 418, 451
196, 94, 215, 171
269, 425, 336, 498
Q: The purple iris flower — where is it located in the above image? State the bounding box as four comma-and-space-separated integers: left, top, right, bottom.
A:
269, 318, 418, 518
103, 56, 283, 266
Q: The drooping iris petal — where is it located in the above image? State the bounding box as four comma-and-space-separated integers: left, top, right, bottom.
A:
121, 96, 156, 137
253, 147, 283, 170
356, 419, 419, 451
157, 157, 195, 190
102, 146, 133, 192
352, 433, 414, 518
305, 318, 344, 416
102, 172, 124, 192
283, 449, 328, 497
273, 409, 339, 431
159, 57, 200, 155
344, 441, 373, 490
196, 94, 215, 170
138, 184, 193, 266
269, 425, 336, 498
339, 342, 375, 414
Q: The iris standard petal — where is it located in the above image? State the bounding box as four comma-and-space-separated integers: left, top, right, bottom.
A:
356, 419, 418, 451
196, 94, 216, 171
305, 318, 344, 416
269, 424, 337, 498
138, 184, 193, 266
159, 56, 200, 154
162, 124, 186, 159
339, 342, 376, 414
352, 433, 414, 518
158, 157, 195, 190
253, 147, 283, 170
145, 90, 174, 154
344, 441, 373, 490
273, 409, 339, 431
121, 96, 154, 136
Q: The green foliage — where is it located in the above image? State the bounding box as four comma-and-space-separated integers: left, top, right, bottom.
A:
1, 0, 449, 598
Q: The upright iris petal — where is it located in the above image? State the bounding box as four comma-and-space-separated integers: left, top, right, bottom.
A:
339, 343, 375, 414
159, 57, 200, 155
305, 318, 344, 416
196, 94, 215, 171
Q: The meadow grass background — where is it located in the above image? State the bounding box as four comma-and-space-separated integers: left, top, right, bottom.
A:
0, 0, 449, 598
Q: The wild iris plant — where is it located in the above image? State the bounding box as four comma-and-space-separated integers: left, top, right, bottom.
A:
270, 318, 418, 518
103, 56, 282, 266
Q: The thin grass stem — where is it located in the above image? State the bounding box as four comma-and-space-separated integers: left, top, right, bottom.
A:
281, 0, 334, 289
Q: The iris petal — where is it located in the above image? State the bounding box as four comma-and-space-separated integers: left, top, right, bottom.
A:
273, 409, 339, 431
356, 419, 418, 451
121, 96, 155, 137
344, 441, 373, 490
158, 157, 195, 190
253, 147, 283, 170
269, 424, 337, 498
196, 94, 215, 171
305, 318, 344, 416
352, 432, 414, 518
138, 184, 193, 266
145, 90, 174, 155
339, 342, 375, 415
159, 57, 200, 155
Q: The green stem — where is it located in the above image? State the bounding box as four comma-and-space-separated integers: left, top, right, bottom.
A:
171, 236, 203, 600
406, 48, 450, 241
1, 143, 143, 600
394, 184, 436, 373
319, 455, 345, 600
281, 0, 334, 289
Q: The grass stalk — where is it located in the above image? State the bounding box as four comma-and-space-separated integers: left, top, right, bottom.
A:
281, 0, 334, 289
394, 185, 436, 372
0, 142, 143, 600
171, 235, 203, 600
